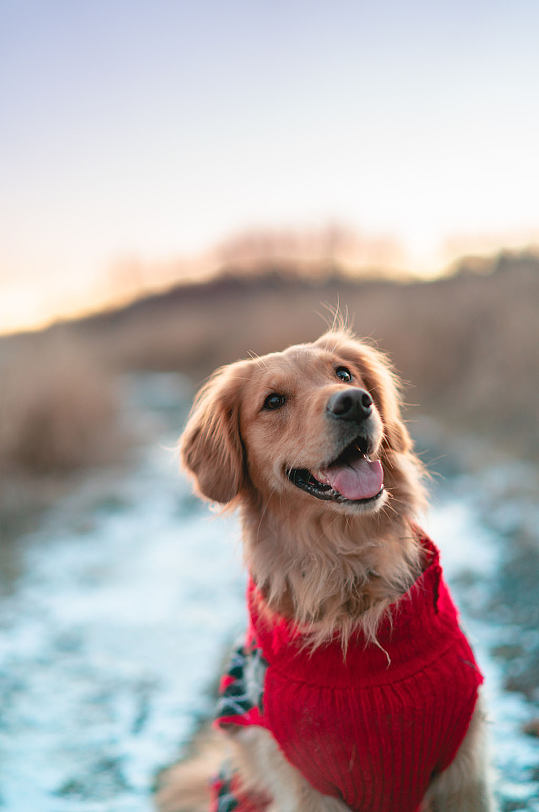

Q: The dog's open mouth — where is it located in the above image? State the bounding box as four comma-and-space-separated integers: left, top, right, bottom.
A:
286, 436, 384, 504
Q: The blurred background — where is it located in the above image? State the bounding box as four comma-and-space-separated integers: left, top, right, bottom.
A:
1, 1, 538, 810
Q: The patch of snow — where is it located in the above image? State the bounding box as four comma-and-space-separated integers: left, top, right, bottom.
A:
0, 420, 246, 810
427, 491, 539, 809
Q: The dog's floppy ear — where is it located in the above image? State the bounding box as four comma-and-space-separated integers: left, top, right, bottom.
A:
317, 330, 411, 454
180, 361, 249, 503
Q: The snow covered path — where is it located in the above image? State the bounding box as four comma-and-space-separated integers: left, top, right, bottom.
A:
0, 375, 537, 811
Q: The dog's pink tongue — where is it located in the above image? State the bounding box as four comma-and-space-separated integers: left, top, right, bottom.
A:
324, 458, 384, 500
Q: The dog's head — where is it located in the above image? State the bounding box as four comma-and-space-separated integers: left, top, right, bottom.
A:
181, 330, 419, 518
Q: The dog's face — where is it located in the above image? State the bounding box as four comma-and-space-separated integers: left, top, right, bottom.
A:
181, 331, 412, 516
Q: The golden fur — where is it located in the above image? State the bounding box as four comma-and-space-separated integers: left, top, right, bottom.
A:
156, 330, 494, 812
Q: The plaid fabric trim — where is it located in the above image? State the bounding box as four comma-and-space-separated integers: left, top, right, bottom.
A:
211, 760, 271, 812
213, 639, 271, 810
216, 638, 267, 721
211, 761, 239, 811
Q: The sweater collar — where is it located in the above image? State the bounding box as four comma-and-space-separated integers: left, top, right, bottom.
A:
247, 533, 460, 687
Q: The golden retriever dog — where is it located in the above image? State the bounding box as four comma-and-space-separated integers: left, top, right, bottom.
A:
157, 330, 494, 812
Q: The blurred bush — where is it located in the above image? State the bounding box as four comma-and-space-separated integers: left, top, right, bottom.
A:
0, 338, 124, 475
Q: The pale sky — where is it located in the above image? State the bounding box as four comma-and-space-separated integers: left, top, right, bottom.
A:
1, 0, 539, 332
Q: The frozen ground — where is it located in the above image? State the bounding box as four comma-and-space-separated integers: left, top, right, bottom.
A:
0, 374, 537, 811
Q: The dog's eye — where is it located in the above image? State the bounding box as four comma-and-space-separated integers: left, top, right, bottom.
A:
263, 393, 286, 411
335, 366, 352, 383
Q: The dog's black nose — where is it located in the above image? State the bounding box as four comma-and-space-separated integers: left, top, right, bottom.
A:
327, 388, 373, 422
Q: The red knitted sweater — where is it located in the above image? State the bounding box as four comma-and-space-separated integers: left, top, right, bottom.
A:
214, 533, 483, 812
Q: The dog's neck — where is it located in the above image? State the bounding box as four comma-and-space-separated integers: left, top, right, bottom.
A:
240, 486, 424, 649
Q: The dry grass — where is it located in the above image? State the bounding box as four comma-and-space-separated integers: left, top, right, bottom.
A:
61, 251, 537, 458
0, 337, 125, 476
1, 249, 537, 505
